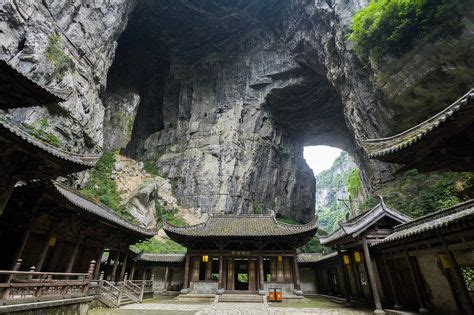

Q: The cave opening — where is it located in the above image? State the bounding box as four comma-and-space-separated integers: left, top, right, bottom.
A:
304, 145, 364, 233
100, 0, 374, 221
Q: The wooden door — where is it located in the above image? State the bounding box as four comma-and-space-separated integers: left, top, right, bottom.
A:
226, 258, 234, 290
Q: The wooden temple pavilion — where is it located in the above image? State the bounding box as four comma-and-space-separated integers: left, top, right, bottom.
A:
0, 180, 156, 284
163, 213, 317, 295
361, 89, 474, 172
373, 200, 474, 314
319, 199, 411, 313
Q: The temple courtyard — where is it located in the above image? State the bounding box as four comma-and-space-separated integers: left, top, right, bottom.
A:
90, 296, 371, 314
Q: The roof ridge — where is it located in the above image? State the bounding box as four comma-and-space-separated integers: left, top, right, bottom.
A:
52, 181, 157, 236
0, 59, 71, 102
0, 116, 100, 166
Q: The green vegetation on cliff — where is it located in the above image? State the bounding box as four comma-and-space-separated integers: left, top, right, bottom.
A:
155, 201, 187, 227
349, 0, 464, 61
81, 152, 137, 224
46, 34, 75, 79
24, 118, 61, 147
315, 152, 360, 233
362, 170, 474, 218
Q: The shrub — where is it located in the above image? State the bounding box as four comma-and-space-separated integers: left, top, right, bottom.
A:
349, 0, 464, 61
46, 34, 75, 79
155, 202, 187, 227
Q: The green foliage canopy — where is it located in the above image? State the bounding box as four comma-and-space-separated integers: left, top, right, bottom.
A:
349, 0, 463, 61
131, 238, 186, 254
46, 34, 75, 79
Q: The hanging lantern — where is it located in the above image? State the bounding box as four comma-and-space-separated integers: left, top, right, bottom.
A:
439, 254, 451, 269
202, 255, 209, 263
354, 251, 362, 263
277, 256, 283, 263
48, 236, 57, 247
343, 255, 350, 265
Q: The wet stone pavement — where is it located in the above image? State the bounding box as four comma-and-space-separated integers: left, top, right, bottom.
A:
90, 297, 372, 315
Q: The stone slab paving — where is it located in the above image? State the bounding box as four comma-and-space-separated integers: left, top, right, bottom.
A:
121, 302, 372, 315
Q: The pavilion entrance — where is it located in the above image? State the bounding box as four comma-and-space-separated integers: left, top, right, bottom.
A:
227, 257, 258, 292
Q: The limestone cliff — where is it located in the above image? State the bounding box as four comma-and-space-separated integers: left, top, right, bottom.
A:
2, 0, 472, 223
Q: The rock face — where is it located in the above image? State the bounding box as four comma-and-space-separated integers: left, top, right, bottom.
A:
2, 0, 472, 222
315, 152, 357, 211
0, 0, 136, 152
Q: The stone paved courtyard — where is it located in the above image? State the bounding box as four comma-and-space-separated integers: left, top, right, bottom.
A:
90, 297, 372, 315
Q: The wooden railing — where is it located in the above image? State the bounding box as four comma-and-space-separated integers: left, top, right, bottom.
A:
0, 259, 95, 306
95, 272, 150, 307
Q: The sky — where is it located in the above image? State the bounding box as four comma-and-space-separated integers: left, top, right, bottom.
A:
303, 145, 342, 175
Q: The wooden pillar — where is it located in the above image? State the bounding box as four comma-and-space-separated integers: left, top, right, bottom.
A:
119, 250, 129, 280
382, 253, 402, 309
11, 227, 31, 268
362, 237, 385, 314
93, 246, 104, 279
227, 258, 234, 290
337, 247, 352, 305
191, 256, 200, 281
130, 261, 136, 280
105, 250, 113, 279
292, 254, 301, 292
110, 250, 121, 283
283, 257, 292, 282
276, 256, 284, 282
218, 255, 224, 290
66, 237, 82, 273
182, 253, 190, 290
441, 237, 473, 314
350, 253, 363, 299
37, 234, 54, 271
403, 246, 428, 313
248, 259, 256, 291
205, 258, 212, 280
164, 265, 170, 291
258, 255, 264, 291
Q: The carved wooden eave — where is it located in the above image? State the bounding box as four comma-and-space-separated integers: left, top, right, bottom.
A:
372, 199, 474, 249
0, 116, 100, 179
163, 213, 318, 250
360, 89, 474, 172
50, 181, 157, 239
319, 201, 411, 248
0, 59, 71, 109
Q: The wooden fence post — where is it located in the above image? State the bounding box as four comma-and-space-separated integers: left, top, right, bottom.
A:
2, 259, 22, 300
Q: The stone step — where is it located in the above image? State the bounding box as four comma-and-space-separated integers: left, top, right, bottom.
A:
219, 294, 263, 303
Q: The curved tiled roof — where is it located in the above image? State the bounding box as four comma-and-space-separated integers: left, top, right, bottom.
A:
0, 116, 100, 168
164, 214, 317, 237
373, 199, 474, 247
361, 89, 474, 160
0, 59, 71, 109
52, 181, 157, 237
319, 201, 411, 246
137, 253, 186, 263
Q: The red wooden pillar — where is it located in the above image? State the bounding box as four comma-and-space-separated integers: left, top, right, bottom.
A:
293, 253, 302, 294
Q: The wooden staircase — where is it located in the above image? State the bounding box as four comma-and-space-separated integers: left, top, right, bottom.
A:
97, 278, 145, 308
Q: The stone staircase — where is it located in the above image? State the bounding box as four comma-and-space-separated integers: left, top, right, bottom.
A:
218, 294, 264, 303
